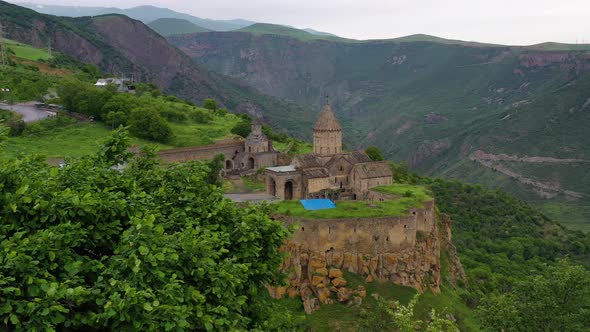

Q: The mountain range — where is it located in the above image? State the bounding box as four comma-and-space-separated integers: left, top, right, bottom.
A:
13, 2, 255, 31
2, 0, 589, 229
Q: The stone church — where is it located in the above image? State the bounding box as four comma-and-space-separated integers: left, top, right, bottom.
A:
224, 120, 280, 174
266, 102, 392, 200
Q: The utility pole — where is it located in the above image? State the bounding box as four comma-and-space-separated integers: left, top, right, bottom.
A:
0, 20, 8, 66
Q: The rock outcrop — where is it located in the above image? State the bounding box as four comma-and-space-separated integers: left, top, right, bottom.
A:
269, 201, 464, 313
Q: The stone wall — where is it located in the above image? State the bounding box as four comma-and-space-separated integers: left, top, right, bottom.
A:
269, 201, 451, 313
156, 140, 244, 163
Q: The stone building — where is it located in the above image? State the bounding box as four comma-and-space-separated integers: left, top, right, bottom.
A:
226, 120, 279, 173
266, 102, 392, 200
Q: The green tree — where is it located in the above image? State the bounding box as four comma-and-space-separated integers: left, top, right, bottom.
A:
207, 154, 226, 187
477, 260, 590, 332
359, 295, 459, 332
128, 107, 173, 143
203, 98, 217, 111
365, 146, 385, 161
0, 120, 8, 144
231, 118, 253, 138
0, 129, 292, 331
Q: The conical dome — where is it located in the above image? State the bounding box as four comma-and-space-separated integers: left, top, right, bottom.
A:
314, 103, 342, 131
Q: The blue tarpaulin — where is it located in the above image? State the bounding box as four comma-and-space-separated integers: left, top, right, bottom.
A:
300, 199, 336, 211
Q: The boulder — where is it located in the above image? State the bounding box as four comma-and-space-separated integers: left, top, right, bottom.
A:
331, 277, 347, 288
311, 275, 327, 287
353, 296, 363, 306
317, 287, 331, 304
331, 252, 344, 268
356, 286, 367, 298
287, 288, 299, 299
314, 267, 328, 276
328, 268, 343, 279
337, 287, 353, 303
310, 256, 325, 269
303, 297, 320, 314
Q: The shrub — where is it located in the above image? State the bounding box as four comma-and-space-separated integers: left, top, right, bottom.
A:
188, 108, 213, 124
365, 145, 385, 161
160, 108, 188, 122
231, 118, 253, 138
128, 107, 173, 143
203, 98, 217, 111
8, 119, 26, 136
214, 108, 228, 117
23, 114, 77, 135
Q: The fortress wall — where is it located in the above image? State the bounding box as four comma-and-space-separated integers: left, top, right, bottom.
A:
157, 141, 244, 163
272, 201, 441, 295
278, 212, 420, 254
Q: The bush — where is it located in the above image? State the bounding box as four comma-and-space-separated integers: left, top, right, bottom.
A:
128, 107, 173, 143
8, 119, 26, 136
23, 114, 77, 135
203, 98, 217, 111
106, 111, 128, 128
160, 108, 188, 122
188, 108, 213, 124
214, 108, 228, 117
231, 118, 253, 138
365, 146, 385, 161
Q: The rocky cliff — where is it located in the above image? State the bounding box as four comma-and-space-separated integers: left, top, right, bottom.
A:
269, 202, 464, 313
0, 1, 315, 129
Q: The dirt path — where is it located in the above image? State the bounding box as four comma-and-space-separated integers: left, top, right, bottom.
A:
469, 150, 587, 199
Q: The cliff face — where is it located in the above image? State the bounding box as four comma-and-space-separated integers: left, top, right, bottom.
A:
270, 202, 464, 313
0, 1, 316, 128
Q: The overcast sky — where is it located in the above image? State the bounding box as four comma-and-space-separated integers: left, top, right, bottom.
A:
11, 0, 590, 45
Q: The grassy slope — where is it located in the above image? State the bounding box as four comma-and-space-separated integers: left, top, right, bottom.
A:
6, 39, 49, 61
0, 113, 240, 160
147, 18, 210, 37
278, 264, 479, 331
0, 40, 241, 160
273, 184, 431, 219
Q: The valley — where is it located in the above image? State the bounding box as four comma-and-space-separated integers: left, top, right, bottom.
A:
1, 1, 589, 331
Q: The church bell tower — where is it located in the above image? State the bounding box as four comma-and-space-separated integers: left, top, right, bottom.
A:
313, 99, 342, 155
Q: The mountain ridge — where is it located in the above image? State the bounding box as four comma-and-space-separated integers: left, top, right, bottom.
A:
0, 1, 315, 136
12, 2, 256, 31
147, 18, 210, 36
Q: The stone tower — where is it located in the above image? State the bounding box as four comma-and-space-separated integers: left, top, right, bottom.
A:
313, 100, 342, 155
245, 119, 271, 153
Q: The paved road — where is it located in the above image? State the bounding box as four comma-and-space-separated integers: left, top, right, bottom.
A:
0, 102, 53, 122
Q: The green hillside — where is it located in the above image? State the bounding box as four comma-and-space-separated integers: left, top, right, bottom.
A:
5, 39, 49, 61
171, 32, 590, 230
148, 18, 210, 36
238, 23, 354, 42
0, 0, 316, 139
